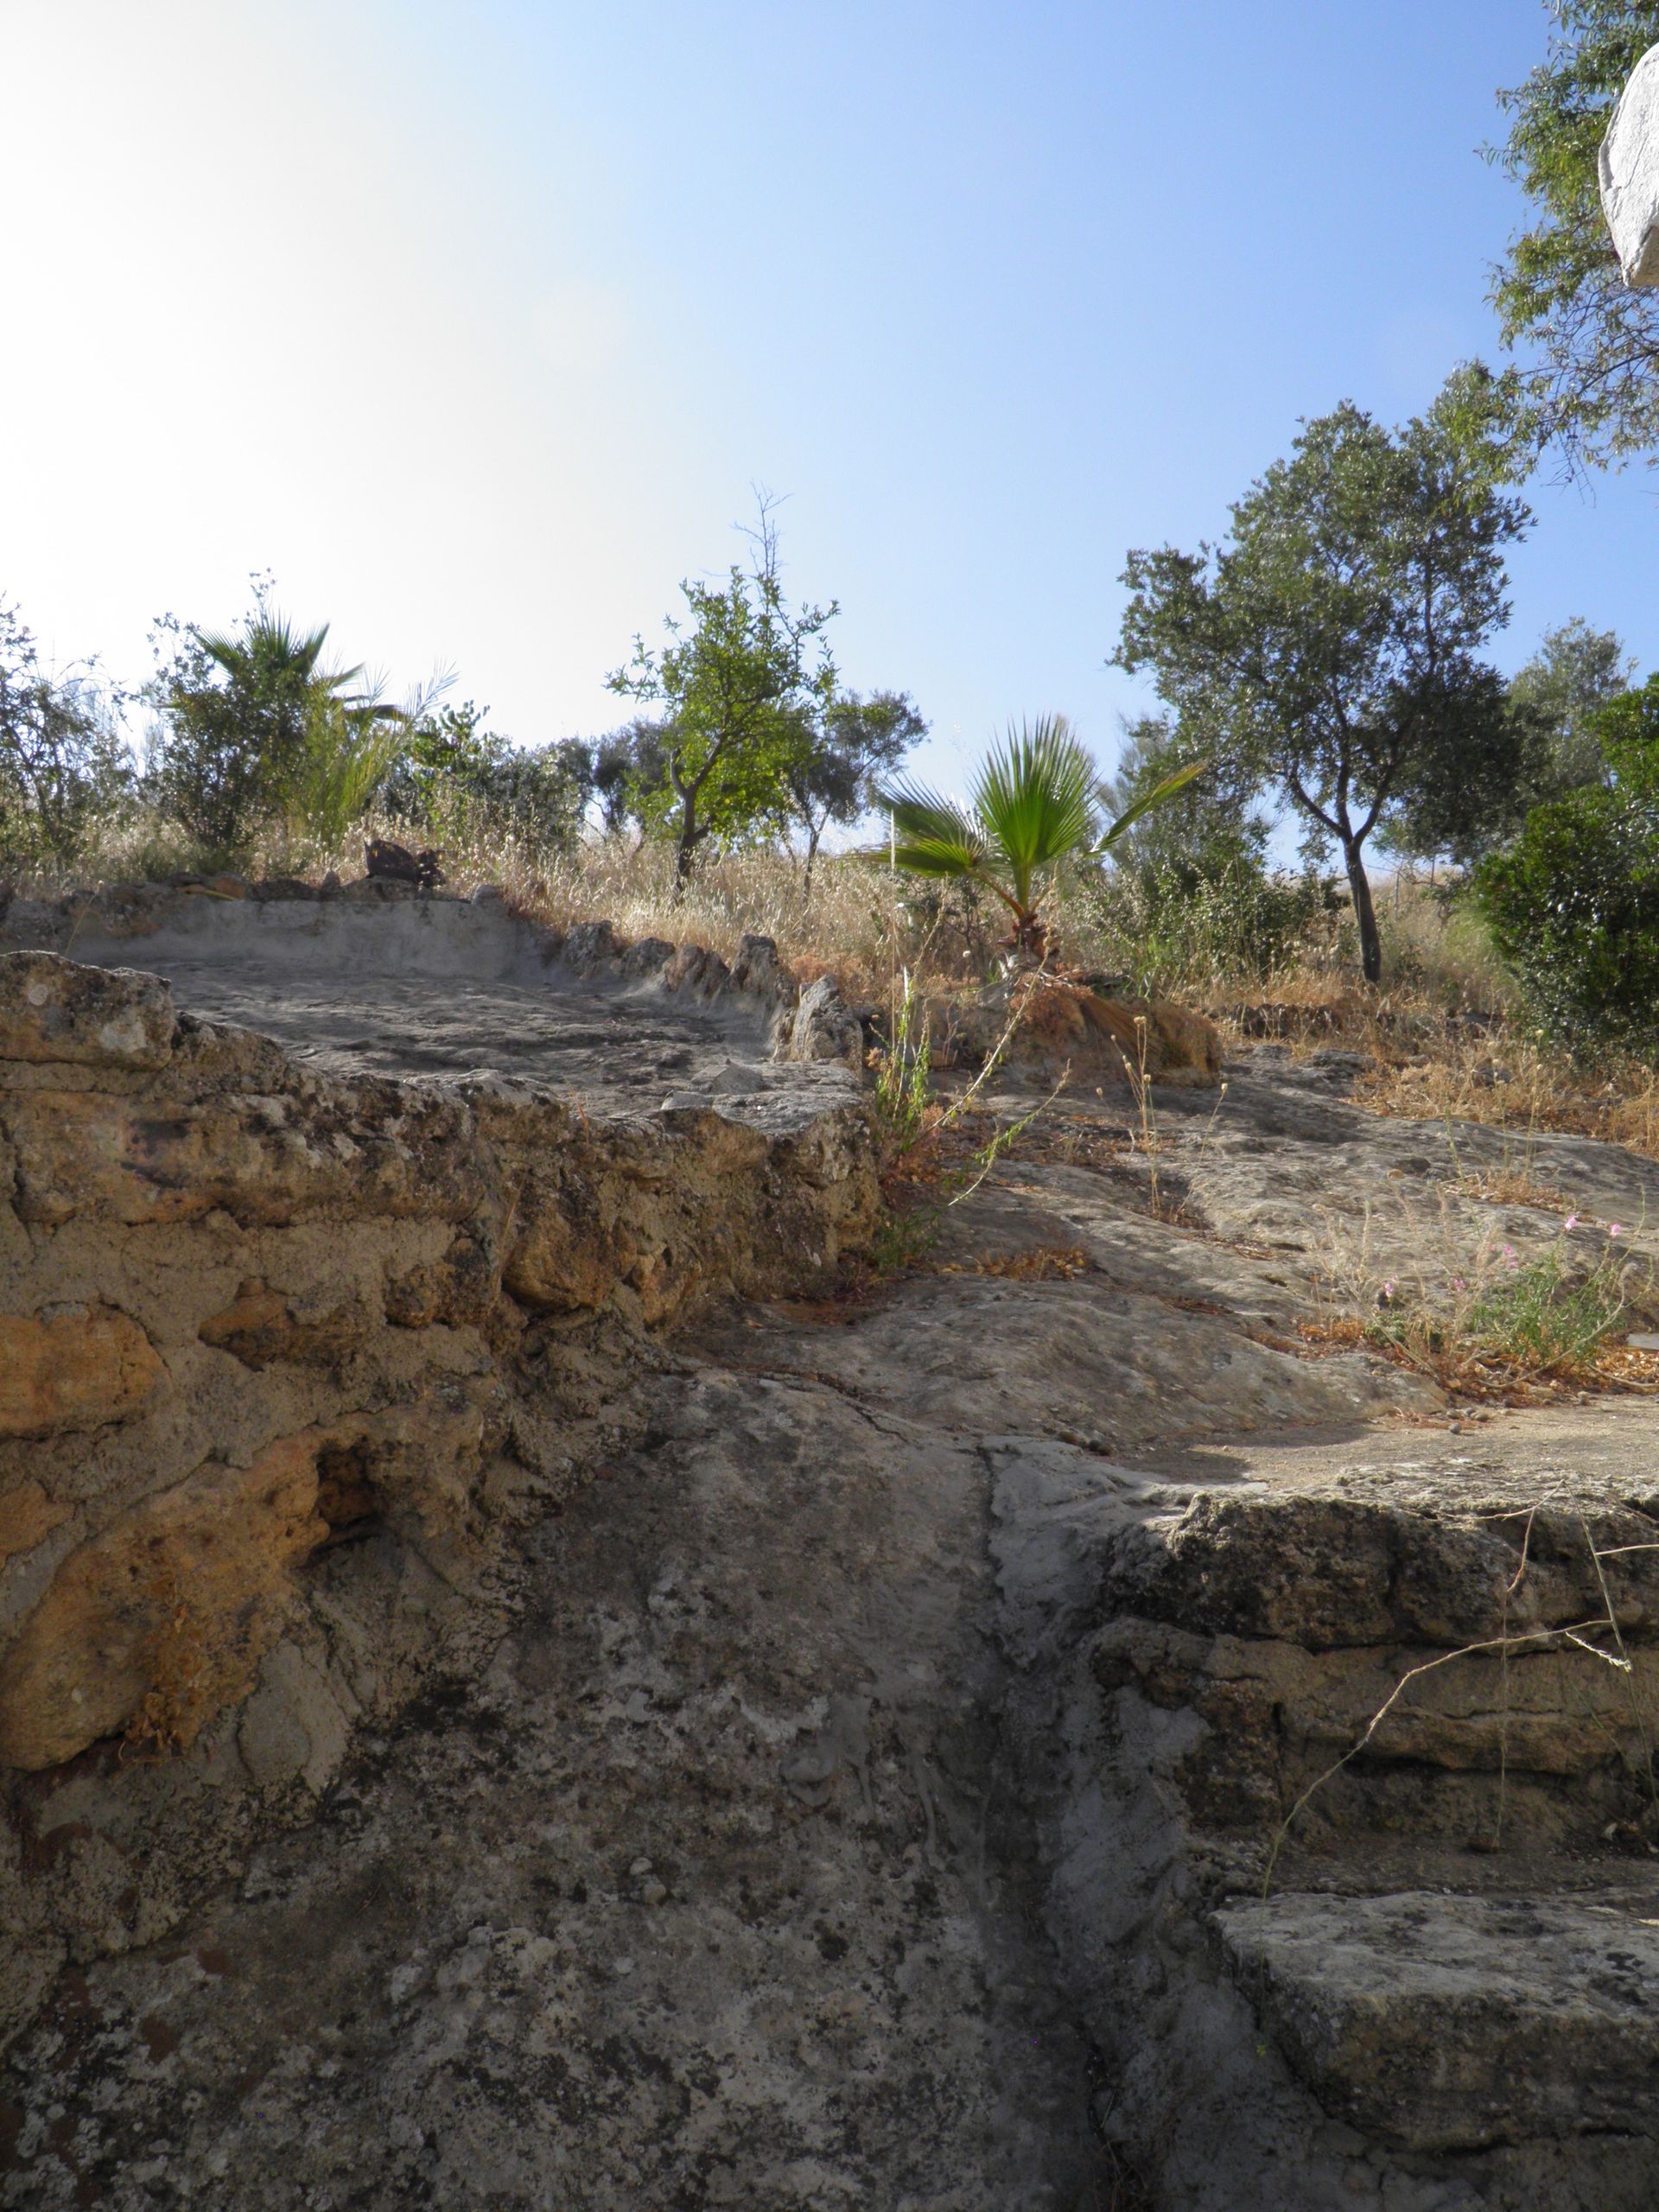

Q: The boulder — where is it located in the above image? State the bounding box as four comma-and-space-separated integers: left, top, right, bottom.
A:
784, 975, 865, 1069
929, 974, 1222, 1088
1602, 44, 1659, 285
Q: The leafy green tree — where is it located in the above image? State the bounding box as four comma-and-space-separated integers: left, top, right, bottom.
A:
588, 718, 676, 841
1477, 674, 1659, 1052
607, 505, 838, 887
778, 689, 927, 893
880, 715, 1201, 963
387, 700, 593, 849
1098, 714, 1270, 887
1491, 3, 1659, 470
0, 600, 132, 866
1508, 616, 1631, 792
145, 579, 397, 856
1114, 372, 1532, 982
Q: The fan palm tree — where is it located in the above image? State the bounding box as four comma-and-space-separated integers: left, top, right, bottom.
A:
880, 715, 1204, 963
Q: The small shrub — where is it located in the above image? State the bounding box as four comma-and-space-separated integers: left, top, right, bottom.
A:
0, 601, 132, 867
1476, 678, 1659, 1057
1351, 1225, 1633, 1391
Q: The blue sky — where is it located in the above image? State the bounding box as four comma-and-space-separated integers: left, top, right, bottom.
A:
3, 1, 1655, 803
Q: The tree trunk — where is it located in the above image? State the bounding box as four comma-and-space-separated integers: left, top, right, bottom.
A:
802, 824, 822, 901
672, 798, 699, 899
1343, 839, 1382, 984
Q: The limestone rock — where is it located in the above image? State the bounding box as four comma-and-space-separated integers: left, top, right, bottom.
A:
197, 1280, 371, 1370
0, 1479, 72, 1565
561, 918, 621, 972
664, 940, 730, 998
928, 975, 1222, 1087
1602, 44, 1659, 284
0, 950, 175, 1069
0, 1306, 163, 1437
0, 1431, 329, 1769
785, 974, 865, 1068
1217, 1890, 1659, 2151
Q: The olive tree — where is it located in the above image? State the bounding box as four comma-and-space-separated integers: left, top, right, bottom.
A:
1491, 2, 1659, 470
1113, 372, 1532, 982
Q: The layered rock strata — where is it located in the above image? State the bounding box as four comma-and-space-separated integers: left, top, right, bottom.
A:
0, 921, 876, 2044
995, 1421, 1659, 2211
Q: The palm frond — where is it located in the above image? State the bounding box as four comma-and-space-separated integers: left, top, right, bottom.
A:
1091, 755, 1209, 854
972, 716, 1096, 905
879, 778, 990, 881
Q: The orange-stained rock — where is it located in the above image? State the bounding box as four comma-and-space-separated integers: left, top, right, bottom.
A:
0, 1432, 331, 1770
928, 976, 1223, 1089
0, 1480, 72, 1564
0, 1307, 163, 1437
198, 1281, 368, 1370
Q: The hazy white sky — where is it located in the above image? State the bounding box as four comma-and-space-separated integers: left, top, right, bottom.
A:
3, 1, 1656, 795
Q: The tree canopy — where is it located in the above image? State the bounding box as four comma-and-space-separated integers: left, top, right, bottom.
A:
1113, 372, 1531, 981
1478, 673, 1659, 1052
0, 599, 131, 865
775, 689, 927, 892
607, 505, 838, 885
1491, 2, 1659, 468
1506, 615, 1631, 794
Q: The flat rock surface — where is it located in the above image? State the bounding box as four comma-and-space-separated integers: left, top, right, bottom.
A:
79, 957, 858, 1128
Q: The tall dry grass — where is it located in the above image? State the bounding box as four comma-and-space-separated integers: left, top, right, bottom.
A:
11, 815, 1656, 1160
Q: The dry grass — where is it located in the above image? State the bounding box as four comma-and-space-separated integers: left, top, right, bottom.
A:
932, 1244, 1092, 1281
1357, 1042, 1659, 1162
1297, 1312, 1659, 1403
1299, 1200, 1658, 1402
17, 821, 1656, 1164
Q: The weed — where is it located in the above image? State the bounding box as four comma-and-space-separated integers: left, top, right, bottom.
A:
1301, 1214, 1651, 1398
868, 968, 1067, 1272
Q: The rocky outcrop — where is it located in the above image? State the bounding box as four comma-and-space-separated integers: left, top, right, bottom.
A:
0, 928, 877, 2043
995, 1426, 1659, 2212
7, 904, 1658, 2208
926, 971, 1224, 1086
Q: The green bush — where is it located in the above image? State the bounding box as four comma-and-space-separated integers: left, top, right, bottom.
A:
1078, 853, 1333, 992
1476, 678, 1659, 1055
382, 702, 593, 850
0, 601, 132, 868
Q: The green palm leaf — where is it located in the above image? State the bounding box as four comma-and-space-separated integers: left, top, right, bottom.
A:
882, 781, 992, 884
973, 716, 1096, 907
1091, 755, 1208, 855
877, 715, 1206, 960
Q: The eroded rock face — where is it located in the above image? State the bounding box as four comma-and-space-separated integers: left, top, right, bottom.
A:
0, 1308, 162, 1439
0, 935, 877, 2039
0, 953, 176, 1070
9, 904, 1659, 2207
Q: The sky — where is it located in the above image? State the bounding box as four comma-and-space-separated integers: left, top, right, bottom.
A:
3, 0, 1656, 805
